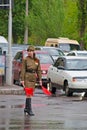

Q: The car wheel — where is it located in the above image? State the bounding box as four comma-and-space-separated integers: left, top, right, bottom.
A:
64, 81, 73, 96
18, 78, 22, 86
51, 87, 56, 95
17, 73, 23, 87
84, 92, 87, 97
47, 80, 52, 91
47, 80, 56, 94
13, 79, 16, 84
13, 74, 16, 84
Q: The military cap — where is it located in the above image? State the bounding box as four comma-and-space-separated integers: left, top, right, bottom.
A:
27, 45, 35, 51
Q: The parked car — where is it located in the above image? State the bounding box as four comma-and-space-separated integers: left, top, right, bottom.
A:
1, 44, 29, 58
11, 44, 29, 59
45, 37, 81, 54
13, 50, 54, 87
67, 50, 87, 57
35, 46, 65, 61
47, 56, 87, 96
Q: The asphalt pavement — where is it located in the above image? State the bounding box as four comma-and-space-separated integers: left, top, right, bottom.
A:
0, 90, 87, 130
0, 84, 86, 102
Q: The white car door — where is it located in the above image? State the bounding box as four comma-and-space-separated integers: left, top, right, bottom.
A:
51, 66, 59, 83
47, 65, 58, 83
53, 57, 65, 86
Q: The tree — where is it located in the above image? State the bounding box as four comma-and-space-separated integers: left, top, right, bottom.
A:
28, 0, 64, 45
61, 0, 78, 40
77, 0, 87, 49
0, 9, 8, 39
0, 0, 26, 44
12, 0, 25, 43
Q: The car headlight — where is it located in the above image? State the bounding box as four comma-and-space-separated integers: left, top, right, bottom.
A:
41, 70, 47, 74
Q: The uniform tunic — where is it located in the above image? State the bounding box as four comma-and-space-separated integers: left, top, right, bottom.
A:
20, 56, 41, 89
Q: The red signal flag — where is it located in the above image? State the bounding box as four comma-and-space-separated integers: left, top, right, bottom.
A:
41, 86, 52, 96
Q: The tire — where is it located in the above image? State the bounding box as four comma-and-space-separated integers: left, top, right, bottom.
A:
51, 87, 56, 94
48, 80, 56, 94
47, 80, 52, 91
13, 79, 16, 84
64, 81, 73, 97
18, 73, 23, 87
13, 73, 16, 84
84, 92, 87, 97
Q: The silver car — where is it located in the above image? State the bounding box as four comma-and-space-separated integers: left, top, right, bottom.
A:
67, 50, 87, 57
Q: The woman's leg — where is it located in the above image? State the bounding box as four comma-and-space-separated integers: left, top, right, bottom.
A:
24, 96, 34, 116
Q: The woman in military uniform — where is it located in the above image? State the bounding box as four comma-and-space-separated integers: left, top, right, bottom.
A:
20, 45, 42, 116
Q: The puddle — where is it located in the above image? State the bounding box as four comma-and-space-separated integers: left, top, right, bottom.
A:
0, 105, 6, 108
11, 104, 24, 108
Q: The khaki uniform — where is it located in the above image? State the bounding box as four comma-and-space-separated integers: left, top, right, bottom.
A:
20, 56, 41, 89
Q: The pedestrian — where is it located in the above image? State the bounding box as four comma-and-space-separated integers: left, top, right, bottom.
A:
20, 45, 42, 116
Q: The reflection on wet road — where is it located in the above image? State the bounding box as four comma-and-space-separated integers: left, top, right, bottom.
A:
0, 89, 87, 130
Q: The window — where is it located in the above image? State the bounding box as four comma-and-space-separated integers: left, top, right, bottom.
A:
54, 58, 64, 68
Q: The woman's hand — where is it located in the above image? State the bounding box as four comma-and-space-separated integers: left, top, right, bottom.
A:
39, 80, 42, 86
20, 81, 25, 87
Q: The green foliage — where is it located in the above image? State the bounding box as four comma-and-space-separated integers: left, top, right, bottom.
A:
0, 0, 26, 44
0, 0, 87, 48
61, 0, 78, 39
76, 0, 87, 49
0, 9, 8, 39
12, 0, 25, 43
28, 0, 64, 45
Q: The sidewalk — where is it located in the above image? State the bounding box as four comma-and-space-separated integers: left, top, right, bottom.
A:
0, 84, 24, 95
0, 84, 43, 95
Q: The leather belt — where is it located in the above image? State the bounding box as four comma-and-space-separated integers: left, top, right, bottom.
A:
26, 69, 36, 73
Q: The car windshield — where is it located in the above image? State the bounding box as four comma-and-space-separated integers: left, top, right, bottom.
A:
59, 43, 80, 52
43, 48, 64, 56
36, 54, 54, 64
77, 53, 87, 56
66, 59, 87, 70
0, 43, 8, 47
12, 47, 25, 58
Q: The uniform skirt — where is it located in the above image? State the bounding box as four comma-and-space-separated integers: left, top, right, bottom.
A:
24, 73, 36, 96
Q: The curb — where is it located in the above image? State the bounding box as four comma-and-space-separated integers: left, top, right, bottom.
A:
0, 84, 25, 95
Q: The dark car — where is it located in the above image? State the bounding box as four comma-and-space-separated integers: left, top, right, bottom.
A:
12, 50, 54, 87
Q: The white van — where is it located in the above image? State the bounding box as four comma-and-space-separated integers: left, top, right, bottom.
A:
45, 37, 80, 53
0, 36, 8, 54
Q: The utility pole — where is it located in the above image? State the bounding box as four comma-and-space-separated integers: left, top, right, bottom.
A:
6, 0, 12, 85
0, 0, 13, 85
24, 0, 28, 44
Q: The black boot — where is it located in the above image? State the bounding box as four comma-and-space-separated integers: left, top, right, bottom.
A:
24, 98, 34, 116
24, 98, 28, 114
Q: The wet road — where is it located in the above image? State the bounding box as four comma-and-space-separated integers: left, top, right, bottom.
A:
0, 89, 87, 130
